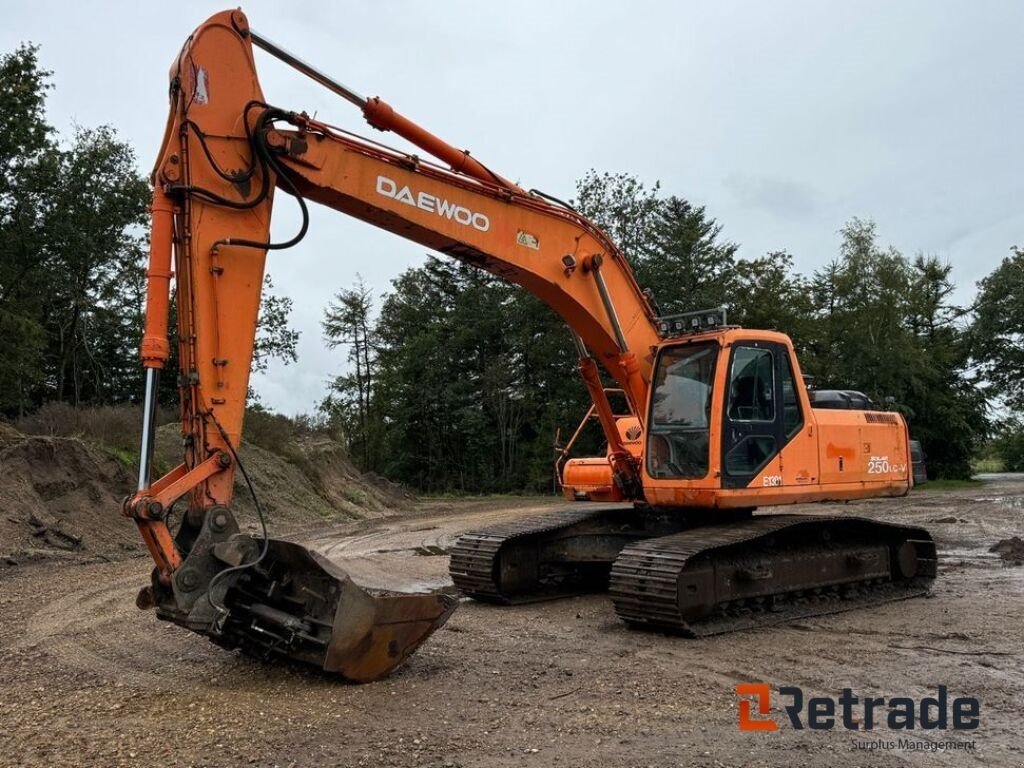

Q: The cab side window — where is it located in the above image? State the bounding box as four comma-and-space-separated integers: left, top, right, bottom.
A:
727, 347, 775, 422
781, 351, 803, 437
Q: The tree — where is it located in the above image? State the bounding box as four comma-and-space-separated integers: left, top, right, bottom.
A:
973, 247, 1024, 410
731, 250, 814, 348
904, 254, 987, 478
638, 196, 739, 314
0, 43, 52, 197
322, 277, 378, 467
805, 219, 917, 395
240, 274, 300, 407
157, 274, 299, 408
366, 259, 519, 491
253, 274, 300, 373
574, 171, 742, 316
989, 417, 1024, 472
40, 126, 149, 405
0, 44, 54, 413
573, 170, 661, 258
0, 46, 151, 412
0, 40, 298, 414
334, 173, 751, 491
320, 256, 590, 492
803, 220, 986, 478
322, 174, 990, 489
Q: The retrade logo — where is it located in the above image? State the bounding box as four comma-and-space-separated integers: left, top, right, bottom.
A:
735, 684, 980, 732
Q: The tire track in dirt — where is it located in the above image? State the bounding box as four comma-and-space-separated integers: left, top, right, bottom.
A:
300, 503, 563, 592
13, 567, 215, 688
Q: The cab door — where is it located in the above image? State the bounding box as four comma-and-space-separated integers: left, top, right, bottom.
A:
720, 341, 790, 489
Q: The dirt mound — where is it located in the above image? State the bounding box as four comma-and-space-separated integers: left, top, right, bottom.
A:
990, 536, 1024, 565
0, 435, 139, 565
299, 435, 413, 510
151, 425, 407, 524
0, 424, 410, 567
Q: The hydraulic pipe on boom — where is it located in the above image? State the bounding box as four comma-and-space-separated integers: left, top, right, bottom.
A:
249, 29, 523, 193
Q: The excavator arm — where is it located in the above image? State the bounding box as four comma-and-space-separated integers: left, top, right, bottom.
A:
127, 9, 664, 680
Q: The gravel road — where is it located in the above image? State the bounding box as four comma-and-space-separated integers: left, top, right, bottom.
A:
2, 484, 1023, 767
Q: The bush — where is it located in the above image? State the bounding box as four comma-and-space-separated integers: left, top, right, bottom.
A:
243, 409, 300, 459
13, 402, 338, 469
242, 407, 334, 461
14, 401, 175, 454
992, 418, 1024, 472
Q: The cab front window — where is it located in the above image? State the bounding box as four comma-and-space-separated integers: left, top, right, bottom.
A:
646, 343, 717, 479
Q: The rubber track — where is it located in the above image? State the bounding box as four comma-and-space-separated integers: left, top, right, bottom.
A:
609, 515, 936, 636
449, 507, 616, 601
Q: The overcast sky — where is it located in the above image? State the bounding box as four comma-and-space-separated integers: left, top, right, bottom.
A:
3, 1, 1021, 414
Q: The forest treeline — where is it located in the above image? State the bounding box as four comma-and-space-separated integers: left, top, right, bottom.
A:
322, 171, 1020, 489
3, 44, 1023, 490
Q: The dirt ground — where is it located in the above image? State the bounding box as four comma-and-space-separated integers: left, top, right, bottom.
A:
2, 480, 1023, 767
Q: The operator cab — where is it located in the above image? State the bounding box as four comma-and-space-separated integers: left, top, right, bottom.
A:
646, 311, 805, 490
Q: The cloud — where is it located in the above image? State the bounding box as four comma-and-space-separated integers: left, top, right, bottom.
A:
723, 174, 818, 219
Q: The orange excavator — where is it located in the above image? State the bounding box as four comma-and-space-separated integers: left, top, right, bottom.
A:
127, 9, 936, 681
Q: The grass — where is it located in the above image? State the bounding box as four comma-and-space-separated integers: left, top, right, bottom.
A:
972, 457, 1005, 473
341, 487, 369, 506
98, 444, 137, 467
923, 478, 984, 490
243, 408, 336, 464
417, 491, 553, 500
97, 443, 173, 479
15, 401, 175, 451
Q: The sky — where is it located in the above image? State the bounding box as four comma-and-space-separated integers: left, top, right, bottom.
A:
3, 1, 1021, 414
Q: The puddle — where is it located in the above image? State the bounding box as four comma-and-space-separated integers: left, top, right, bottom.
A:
382, 578, 456, 595
371, 545, 450, 556
990, 536, 1024, 565
971, 495, 1024, 508
414, 545, 449, 556
939, 548, 1002, 569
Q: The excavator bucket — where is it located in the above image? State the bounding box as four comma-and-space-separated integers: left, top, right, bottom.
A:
223, 539, 457, 682
142, 511, 457, 682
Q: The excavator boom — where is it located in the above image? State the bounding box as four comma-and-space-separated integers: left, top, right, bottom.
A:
130, 8, 661, 681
